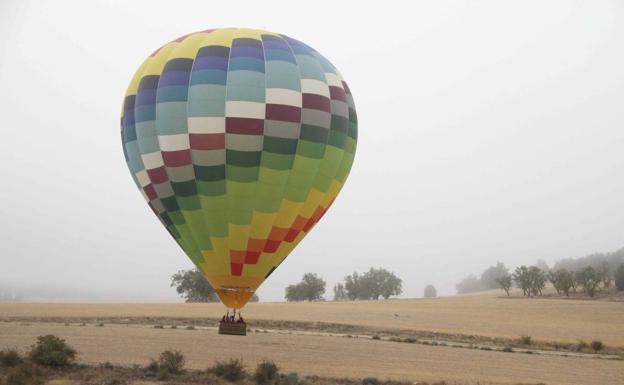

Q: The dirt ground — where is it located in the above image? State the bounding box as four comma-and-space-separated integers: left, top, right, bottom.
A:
1, 322, 622, 385
2, 294, 623, 346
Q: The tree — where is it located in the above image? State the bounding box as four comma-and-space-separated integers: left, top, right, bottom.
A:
333, 283, 348, 301
615, 264, 624, 291
343, 268, 402, 300
480, 262, 509, 290
597, 261, 611, 289
549, 269, 574, 296
285, 273, 326, 301
528, 266, 546, 296
171, 269, 218, 302
578, 266, 600, 297
456, 275, 484, 294
535, 259, 550, 273
496, 274, 512, 296
512, 266, 531, 296
423, 285, 437, 298
547, 270, 561, 294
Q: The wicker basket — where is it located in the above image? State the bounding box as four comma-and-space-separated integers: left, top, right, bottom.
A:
218, 321, 247, 336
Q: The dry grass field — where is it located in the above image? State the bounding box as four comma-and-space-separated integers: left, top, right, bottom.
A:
1, 293, 623, 385
2, 292, 623, 346
1, 322, 623, 385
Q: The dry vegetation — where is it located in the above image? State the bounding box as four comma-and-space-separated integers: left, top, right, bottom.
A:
1, 293, 623, 385
2, 292, 623, 345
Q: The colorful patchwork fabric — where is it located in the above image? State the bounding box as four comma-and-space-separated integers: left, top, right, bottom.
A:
121, 28, 357, 308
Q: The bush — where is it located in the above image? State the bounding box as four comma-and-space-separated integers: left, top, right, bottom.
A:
29, 335, 76, 366
0, 349, 23, 367
590, 340, 604, 352
519, 335, 532, 345
145, 359, 160, 374
4, 364, 43, 385
502, 346, 513, 352
371, 335, 381, 340
158, 350, 185, 374
213, 358, 245, 382
254, 361, 279, 385
279, 372, 302, 385
576, 340, 588, 351
362, 377, 381, 385
424, 284, 437, 298
403, 337, 417, 343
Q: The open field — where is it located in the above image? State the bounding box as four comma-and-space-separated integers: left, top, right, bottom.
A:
1, 322, 623, 385
1, 294, 623, 384
2, 293, 623, 346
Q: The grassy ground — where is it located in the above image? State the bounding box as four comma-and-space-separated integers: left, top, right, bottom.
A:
2, 292, 623, 346
1, 321, 623, 385
1, 294, 623, 385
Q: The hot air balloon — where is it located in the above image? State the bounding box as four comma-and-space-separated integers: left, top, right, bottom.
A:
120, 28, 357, 331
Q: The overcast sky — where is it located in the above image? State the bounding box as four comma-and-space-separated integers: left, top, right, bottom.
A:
0, 0, 622, 302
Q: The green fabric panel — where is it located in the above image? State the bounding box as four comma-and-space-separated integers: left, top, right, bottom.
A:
226, 180, 257, 197
327, 130, 347, 149
299, 124, 329, 144
263, 136, 298, 155
226, 164, 260, 183
260, 152, 294, 170
197, 180, 226, 196
226, 150, 262, 167
171, 180, 198, 197
177, 195, 201, 211
296, 140, 325, 159
194, 165, 225, 181
257, 167, 290, 185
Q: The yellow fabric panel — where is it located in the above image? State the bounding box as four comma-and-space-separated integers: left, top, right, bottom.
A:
273, 200, 303, 227
169, 32, 211, 59
300, 188, 324, 218
199, 28, 235, 48
228, 224, 251, 250
249, 211, 277, 239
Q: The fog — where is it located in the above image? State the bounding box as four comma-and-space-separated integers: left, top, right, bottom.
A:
1, 0, 622, 302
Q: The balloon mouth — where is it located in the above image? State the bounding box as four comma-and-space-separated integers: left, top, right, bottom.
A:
216, 288, 254, 309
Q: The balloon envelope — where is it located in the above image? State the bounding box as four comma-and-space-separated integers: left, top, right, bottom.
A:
120, 28, 357, 308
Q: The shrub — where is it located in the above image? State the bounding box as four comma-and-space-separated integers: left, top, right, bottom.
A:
371, 335, 381, 340
213, 358, 245, 382
29, 335, 76, 366
424, 284, 437, 298
254, 360, 279, 385
158, 350, 185, 374
279, 372, 302, 385
0, 349, 23, 367
519, 335, 532, 345
362, 377, 381, 385
4, 364, 43, 385
154, 325, 164, 329
403, 337, 417, 343
590, 340, 604, 352
576, 340, 588, 351
145, 359, 160, 374
502, 346, 513, 352
185, 325, 196, 330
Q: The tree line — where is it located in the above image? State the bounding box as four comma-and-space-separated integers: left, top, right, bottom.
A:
456, 248, 624, 298
285, 267, 403, 302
